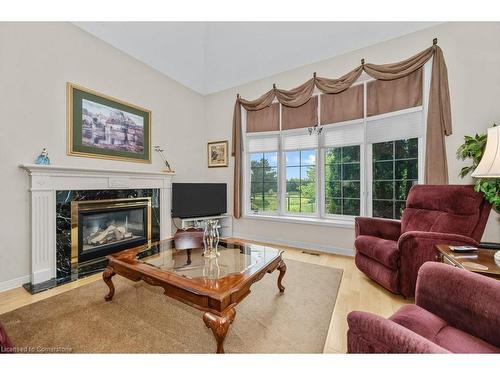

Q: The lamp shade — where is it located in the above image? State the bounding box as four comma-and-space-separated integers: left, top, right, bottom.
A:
472, 126, 500, 178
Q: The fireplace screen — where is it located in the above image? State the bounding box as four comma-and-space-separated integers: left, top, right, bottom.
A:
82, 208, 144, 251
71, 198, 151, 263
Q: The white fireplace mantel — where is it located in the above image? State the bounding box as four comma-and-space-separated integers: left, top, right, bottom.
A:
19, 163, 175, 285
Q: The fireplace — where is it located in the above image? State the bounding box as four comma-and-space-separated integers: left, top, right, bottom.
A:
71, 197, 152, 264
20, 164, 172, 294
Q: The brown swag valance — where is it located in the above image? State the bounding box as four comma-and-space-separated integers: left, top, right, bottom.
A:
232, 45, 452, 219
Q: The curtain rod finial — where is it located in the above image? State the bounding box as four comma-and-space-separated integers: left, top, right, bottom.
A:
361, 58, 365, 65
433, 38, 438, 45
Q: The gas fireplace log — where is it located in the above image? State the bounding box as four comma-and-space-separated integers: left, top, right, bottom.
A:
113, 227, 133, 241
88, 225, 134, 246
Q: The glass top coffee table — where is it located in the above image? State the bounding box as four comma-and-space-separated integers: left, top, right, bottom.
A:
102, 239, 286, 353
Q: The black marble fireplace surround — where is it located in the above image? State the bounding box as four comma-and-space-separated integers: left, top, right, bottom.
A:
24, 189, 160, 294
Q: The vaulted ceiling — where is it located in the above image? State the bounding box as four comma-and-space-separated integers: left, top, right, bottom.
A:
75, 22, 438, 95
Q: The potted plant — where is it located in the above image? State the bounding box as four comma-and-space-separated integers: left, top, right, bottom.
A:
457, 125, 500, 210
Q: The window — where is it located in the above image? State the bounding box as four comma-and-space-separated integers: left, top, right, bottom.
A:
325, 145, 361, 216
243, 65, 429, 223
250, 152, 278, 213
285, 149, 316, 213
372, 138, 418, 219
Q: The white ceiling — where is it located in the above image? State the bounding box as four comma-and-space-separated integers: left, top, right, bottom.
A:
75, 22, 439, 95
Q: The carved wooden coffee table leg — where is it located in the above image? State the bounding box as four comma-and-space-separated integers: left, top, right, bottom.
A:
203, 308, 236, 354
277, 260, 287, 293
103, 266, 116, 302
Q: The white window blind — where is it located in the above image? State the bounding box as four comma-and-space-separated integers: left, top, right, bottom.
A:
247, 135, 279, 153
366, 108, 423, 144
282, 132, 318, 150
323, 123, 364, 147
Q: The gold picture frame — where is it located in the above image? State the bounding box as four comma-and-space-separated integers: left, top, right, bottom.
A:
67, 82, 152, 163
207, 140, 229, 168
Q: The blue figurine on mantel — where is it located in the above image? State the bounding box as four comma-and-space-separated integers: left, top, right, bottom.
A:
35, 148, 51, 165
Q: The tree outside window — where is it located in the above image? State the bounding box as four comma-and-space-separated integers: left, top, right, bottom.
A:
250, 152, 278, 212
285, 150, 316, 213
325, 145, 361, 216
372, 138, 418, 219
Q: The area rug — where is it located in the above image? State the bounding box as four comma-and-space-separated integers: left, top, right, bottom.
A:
1, 259, 342, 353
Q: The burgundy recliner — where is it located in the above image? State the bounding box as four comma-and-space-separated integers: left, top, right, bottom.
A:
354, 185, 491, 298
0, 321, 12, 353
347, 262, 500, 353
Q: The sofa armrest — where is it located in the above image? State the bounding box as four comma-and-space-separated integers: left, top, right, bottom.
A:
398, 231, 479, 248
416, 262, 500, 348
355, 217, 401, 241
0, 322, 13, 353
347, 311, 449, 353
397, 231, 479, 298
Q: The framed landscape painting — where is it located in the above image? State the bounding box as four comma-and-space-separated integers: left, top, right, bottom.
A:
67, 83, 151, 163
207, 140, 228, 168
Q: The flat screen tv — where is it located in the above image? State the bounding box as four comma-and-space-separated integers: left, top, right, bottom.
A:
172, 183, 227, 219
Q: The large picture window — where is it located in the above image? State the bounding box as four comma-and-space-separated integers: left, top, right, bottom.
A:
250, 152, 278, 213
243, 66, 429, 223
285, 150, 316, 214
325, 145, 361, 216
372, 138, 418, 219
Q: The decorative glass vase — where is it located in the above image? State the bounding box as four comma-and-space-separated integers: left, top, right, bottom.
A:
202, 256, 221, 279
202, 219, 220, 258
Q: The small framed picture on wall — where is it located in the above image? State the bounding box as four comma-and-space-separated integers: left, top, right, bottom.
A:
207, 140, 228, 168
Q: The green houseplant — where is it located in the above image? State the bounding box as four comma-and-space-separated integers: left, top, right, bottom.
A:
457, 125, 500, 210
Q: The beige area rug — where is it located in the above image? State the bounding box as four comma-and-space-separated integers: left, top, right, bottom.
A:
1, 260, 342, 353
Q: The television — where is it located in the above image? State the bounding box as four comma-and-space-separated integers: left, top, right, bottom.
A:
172, 183, 227, 219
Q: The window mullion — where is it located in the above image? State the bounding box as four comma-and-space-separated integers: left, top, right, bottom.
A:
298, 150, 302, 213
317, 94, 322, 218
278, 104, 284, 217
279, 139, 285, 217
362, 80, 369, 217
261, 153, 265, 212
318, 147, 324, 219
340, 148, 344, 215
392, 141, 396, 219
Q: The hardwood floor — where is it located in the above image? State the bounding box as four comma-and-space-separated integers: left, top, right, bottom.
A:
249, 239, 409, 353
278, 243, 409, 353
0, 238, 408, 353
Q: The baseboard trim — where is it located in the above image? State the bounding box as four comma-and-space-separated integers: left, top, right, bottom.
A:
0, 275, 30, 293
232, 232, 355, 257
32, 267, 54, 285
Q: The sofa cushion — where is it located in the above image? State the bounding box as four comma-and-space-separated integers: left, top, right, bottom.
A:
355, 253, 399, 294
401, 208, 478, 237
390, 305, 447, 341
0, 322, 13, 352
355, 235, 399, 270
390, 304, 500, 353
435, 326, 500, 354
401, 185, 485, 237
405, 185, 485, 216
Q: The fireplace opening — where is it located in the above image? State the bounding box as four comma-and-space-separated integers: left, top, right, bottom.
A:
71, 198, 152, 264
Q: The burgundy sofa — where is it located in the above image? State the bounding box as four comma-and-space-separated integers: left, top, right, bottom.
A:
354, 185, 491, 298
347, 262, 500, 353
0, 322, 12, 354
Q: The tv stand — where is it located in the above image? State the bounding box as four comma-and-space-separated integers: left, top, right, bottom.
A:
174, 214, 232, 238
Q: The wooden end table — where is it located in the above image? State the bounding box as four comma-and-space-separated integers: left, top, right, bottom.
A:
435, 244, 500, 280
102, 239, 286, 353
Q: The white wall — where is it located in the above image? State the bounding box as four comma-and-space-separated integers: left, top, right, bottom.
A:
204, 22, 500, 251
0, 23, 206, 285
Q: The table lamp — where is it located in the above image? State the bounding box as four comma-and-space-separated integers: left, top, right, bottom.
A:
472, 126, 500, 264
